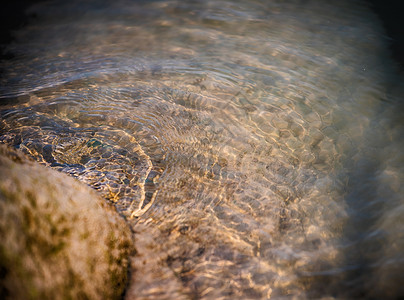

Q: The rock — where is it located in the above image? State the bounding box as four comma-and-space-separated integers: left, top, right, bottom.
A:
0, 145, 133, 300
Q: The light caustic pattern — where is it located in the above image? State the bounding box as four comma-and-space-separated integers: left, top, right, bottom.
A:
0, 0, 403, 298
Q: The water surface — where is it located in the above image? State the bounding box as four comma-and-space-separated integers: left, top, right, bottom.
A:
1, 0, 403, 298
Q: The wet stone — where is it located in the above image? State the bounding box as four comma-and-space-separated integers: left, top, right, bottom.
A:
0, 145, 132, 300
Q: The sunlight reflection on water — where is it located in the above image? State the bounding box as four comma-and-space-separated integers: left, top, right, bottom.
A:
0, 0, 403, 298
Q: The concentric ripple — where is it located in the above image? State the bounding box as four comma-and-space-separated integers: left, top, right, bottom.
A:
1, 0, 403, 299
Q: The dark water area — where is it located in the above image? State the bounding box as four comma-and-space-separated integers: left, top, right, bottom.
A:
2, 0, 404, 69
366, 0, 404, 70
0, 0, 403, 299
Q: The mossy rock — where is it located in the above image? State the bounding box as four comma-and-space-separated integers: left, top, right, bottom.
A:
0, 145, 133, 300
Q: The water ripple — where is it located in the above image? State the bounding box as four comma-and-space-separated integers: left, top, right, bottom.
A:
1, 0, 403, 299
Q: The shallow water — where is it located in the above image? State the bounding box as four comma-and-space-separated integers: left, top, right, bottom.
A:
1, 0, 403, 298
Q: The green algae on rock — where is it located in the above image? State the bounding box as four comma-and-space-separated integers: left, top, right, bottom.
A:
0, 145, 133, 300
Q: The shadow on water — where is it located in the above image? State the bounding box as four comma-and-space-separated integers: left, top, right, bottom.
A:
0, 1, 43, 61
336, 89, 404, 298
366, 0, 404, 71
